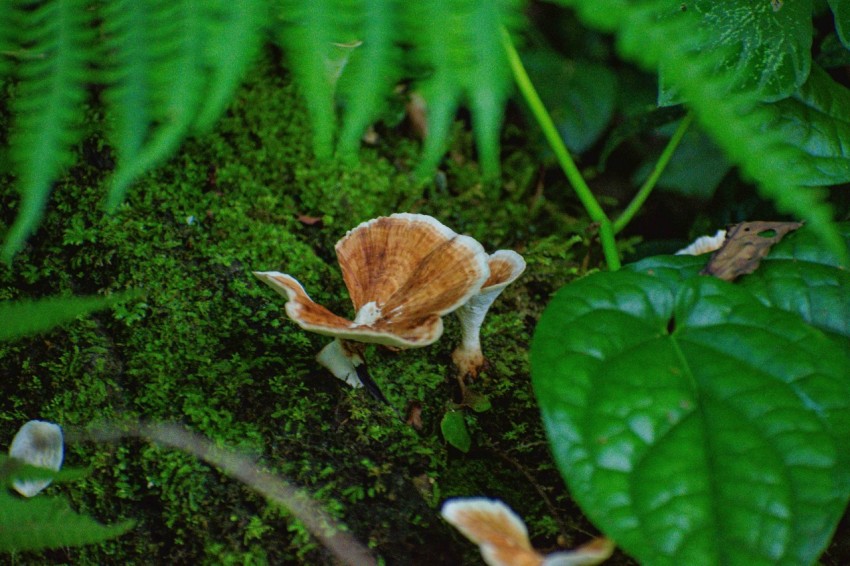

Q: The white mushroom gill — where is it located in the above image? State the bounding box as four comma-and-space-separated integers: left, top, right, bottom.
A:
8, 420, 64, 497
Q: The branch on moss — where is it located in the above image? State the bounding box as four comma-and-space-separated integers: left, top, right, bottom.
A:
75, 421, 377, 566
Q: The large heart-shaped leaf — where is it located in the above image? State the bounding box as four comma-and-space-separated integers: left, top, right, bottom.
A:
629, 223, 850, 341
531, 269, 850, 565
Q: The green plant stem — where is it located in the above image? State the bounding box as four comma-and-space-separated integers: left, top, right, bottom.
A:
613, 112, 694, 234
500, 26, 620, 271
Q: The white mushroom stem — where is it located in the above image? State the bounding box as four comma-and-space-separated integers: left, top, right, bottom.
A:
316, 339, 365, 388
452, 250, 526, 380
9, 420, 64, 497
451, 287, 504, 379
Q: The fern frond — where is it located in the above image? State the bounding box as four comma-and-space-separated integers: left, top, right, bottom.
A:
102, 0, 267, 209
103, 0, 208, 210
465, 0, 519, 178
0, 2, 15, 76
3, 0, 93, 262
276, 0, 346, 159
193, 0, 267, 132
560, 0, 847, 262
0, 490, 134, 552
336, 0, 400, 159
408, 0, 520, 180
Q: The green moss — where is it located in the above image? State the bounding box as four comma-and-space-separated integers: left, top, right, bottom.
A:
0, 53, 600, 564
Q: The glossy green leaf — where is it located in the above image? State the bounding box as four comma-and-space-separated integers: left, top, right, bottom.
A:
828, 0, 850, 48
628, 222, 850, 342
558, 0, 846, 264
0, 292, 139, 342
760, 64, 850, 186
532, 270, 850, 565
0, 490, 134, 552
440, 410, 471, 453
659, 0, 813, 105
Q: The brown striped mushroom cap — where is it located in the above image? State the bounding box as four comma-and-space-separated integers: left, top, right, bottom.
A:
440, 497, 614, 566
254, 213, 491, 388
451, 249, 526, 383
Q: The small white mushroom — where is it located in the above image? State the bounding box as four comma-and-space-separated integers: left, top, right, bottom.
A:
254, 213, 491, 389
441, 497, 614, 566
675, 229, 727, 256
452, 249, 526, 382
8, 420, 64, 497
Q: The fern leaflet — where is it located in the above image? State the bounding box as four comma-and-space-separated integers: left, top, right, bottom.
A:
3, 0, 93, 262
336, 0, 400, 159
104, 0, 207, 210
407, 0, 520, 180
276, 0, 343, 159
193, 0, 267, 132
0, 490, 134, 552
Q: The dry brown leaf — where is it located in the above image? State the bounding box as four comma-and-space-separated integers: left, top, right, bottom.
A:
405, 401, 423, 430
296, 214, 324, 227
700, 220, 803, 281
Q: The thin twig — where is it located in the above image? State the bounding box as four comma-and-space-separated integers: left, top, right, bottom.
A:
73, 421, 377, 566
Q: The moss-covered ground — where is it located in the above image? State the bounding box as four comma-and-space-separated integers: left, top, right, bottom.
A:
0, 54, 635, 564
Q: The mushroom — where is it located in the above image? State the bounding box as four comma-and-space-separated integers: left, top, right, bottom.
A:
8, 420, 64, 497
441, 497, 614, 566
451, 249, 526, 384
675, 229, 727, 256
254, 213, 490, 394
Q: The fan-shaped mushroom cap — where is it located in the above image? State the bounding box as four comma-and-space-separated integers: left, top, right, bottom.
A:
254, 213, 490, 349
452, 250, 526, 380
8, 420, 64, 497
441, 497, 614, 566
254, 214, 492, 389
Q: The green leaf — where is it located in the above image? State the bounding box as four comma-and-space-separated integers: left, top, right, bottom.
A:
0, 455, 89, 487
440, 410, 471, 453
531, 270, 850, 565
0, 490, 134, 552
628, 222, 850, 342
410, 0, 520, 180
523, 53, 617, 154
558, 0, 847, 266
0, 292, 139, 342
276, 0, 344, 160
104, 0, 209, 210
3, 0, 93, 262
761, 64, 850, 186
193, 0, 267, 132
337, 0, 400, 158
659, 0, 813, 105
828, 0, 850, 48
